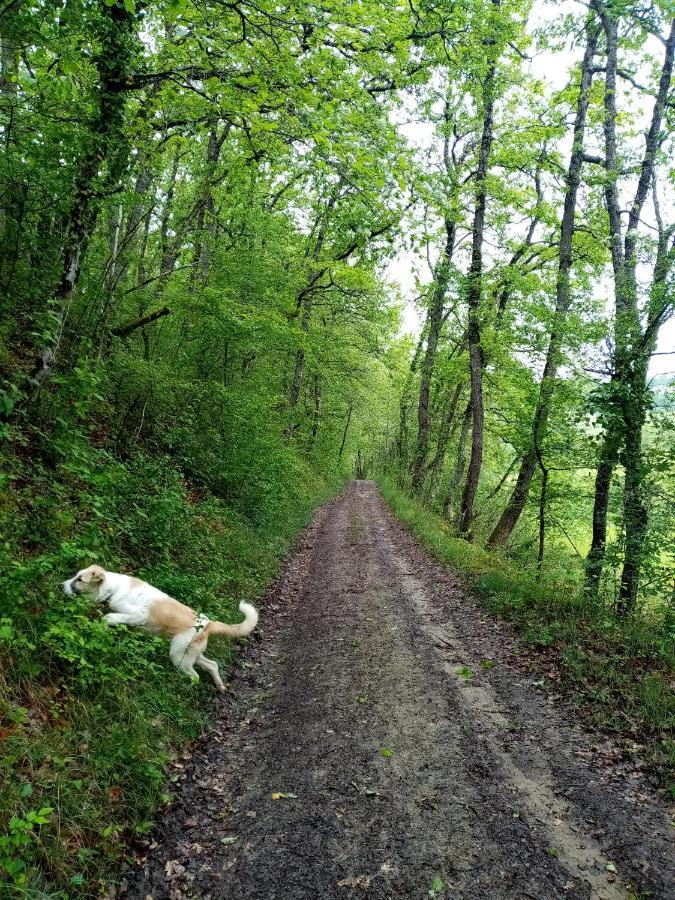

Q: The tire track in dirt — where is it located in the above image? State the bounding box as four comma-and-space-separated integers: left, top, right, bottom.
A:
120, 481, 674, 900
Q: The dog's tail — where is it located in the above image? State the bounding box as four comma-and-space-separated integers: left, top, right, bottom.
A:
204, 602, 258, 639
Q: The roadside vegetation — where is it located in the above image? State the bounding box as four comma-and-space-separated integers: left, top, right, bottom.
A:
1, 421, 341, 895
1, 0, 674, 896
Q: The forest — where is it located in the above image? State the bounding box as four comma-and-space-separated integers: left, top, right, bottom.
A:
0, 0, 674, 896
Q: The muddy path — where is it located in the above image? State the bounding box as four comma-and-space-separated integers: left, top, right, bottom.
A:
121, 481, 674, 900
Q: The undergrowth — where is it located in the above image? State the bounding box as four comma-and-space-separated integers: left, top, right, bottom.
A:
379, 478, 675, 794
0, 404, 340, 898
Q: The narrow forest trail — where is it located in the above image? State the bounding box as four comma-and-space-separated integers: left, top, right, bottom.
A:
121, 482, 674, 900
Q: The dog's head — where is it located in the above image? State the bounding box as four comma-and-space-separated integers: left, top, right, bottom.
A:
62, 565, 107, 600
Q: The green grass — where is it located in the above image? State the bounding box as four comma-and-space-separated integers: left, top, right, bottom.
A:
379, 478, 675, 792
0, 426, 341, 898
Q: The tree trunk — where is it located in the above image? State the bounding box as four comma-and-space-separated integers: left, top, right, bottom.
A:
286, 294, 312, 438
286, 195, 337, 437
445, 399, 472, 524
488, 18, 598, 546
589, 2, 675, 613
617, 384, 648, 614
397, 318, 428, 477
338, 405, 352, 462
458, 0, 500, 538
584, 444, 615, 599
425, 382, 462, 501
189, 124, 231, 290
30, 0, 136, 393
155, 148, 182, 299
536, 466, 548, 579
411, 219, 455, 495
94, 162, 154, 351
472, 455, 518, 523
0, 1, 20, 245
310, 373, 321, 446
615, 19, 675, 613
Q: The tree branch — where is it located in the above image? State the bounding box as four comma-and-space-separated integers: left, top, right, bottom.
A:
111, 306, 170, 338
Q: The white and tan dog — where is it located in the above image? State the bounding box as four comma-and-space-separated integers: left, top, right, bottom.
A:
62, 565, 258, 692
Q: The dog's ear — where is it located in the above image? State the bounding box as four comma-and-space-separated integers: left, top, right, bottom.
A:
81, 566, 105, 585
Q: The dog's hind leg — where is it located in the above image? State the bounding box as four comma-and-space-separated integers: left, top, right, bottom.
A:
169, 630, 202, 683
196, 654, 226, 692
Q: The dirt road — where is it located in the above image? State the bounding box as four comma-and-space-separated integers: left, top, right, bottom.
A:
122, 481, 674, 900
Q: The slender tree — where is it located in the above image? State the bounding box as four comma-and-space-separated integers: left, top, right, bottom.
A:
458, 0, 501, 538
488, 16, 599, 546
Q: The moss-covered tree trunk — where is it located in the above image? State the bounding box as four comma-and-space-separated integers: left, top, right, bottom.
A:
586, 2, 675, 613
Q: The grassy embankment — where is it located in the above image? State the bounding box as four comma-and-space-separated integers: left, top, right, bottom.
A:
0, 421, 341, 898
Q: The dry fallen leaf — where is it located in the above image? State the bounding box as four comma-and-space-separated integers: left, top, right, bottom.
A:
164, 860, 186, 879
337, 875, 372, 889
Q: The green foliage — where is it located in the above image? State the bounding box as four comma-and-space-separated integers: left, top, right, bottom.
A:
0, 416, 340, 895
1, 0, 674, 891
0, 807, 54, 888
429, 874, 444, 897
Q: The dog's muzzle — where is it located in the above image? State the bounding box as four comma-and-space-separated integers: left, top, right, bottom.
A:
62, 579, 78, 596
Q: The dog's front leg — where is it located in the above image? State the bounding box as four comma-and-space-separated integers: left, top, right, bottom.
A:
103, 611, 145, 627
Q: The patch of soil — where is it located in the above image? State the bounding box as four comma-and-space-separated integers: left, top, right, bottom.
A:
119, 482, 674, 900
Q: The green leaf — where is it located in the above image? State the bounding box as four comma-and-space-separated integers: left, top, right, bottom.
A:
429, 874, 444, 895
